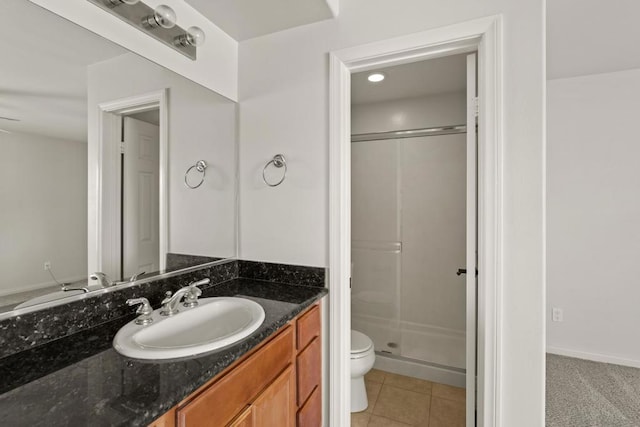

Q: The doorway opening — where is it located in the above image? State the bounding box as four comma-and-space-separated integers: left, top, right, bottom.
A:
119, 110, 160, 281
96, 90, 168, 282
329, 16, 502, 427
349, 51, 477, 425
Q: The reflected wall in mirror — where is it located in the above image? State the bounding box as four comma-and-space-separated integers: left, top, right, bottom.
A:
0, 0, 237, 315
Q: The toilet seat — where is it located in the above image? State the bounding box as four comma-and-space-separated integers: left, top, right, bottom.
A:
351, 346, 374, 360
351, 330, 373, 357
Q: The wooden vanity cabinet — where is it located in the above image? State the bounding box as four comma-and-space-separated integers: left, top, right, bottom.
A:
148, 302, 322, 427
294, 304, 321, 427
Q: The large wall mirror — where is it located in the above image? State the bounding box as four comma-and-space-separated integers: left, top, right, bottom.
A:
0, 0, 237, 315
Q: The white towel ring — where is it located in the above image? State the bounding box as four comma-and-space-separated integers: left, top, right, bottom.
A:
184, 160, 207, 189
262, 154, 287, 187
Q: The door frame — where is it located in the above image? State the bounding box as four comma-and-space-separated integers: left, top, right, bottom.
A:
328, 16, 503, 427
96, 89, 169, 278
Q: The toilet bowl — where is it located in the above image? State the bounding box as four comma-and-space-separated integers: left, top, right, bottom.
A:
351, 330, 375, 412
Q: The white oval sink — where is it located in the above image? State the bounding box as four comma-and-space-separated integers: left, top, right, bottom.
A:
113, 297, 265, 360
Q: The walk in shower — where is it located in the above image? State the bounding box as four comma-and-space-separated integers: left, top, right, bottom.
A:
350, 55, 470, 386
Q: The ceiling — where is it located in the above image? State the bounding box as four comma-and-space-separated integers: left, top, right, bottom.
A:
0, 0, 126, 142
351, 54, 468, 105
547, 0, 640, 79
183, 0, 335, 41
5, 0, 637, 140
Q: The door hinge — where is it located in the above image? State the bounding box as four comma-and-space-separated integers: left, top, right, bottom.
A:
472, 97, 479, 117
349, 277, 352, 289
120, 141, 125, 154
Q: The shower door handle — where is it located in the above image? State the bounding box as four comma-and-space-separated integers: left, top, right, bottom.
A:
456, 268, 478, 277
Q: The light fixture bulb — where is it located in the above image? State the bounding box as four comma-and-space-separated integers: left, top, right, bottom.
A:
154, 5, 177, 28
187, 26, 206, 47
367, 73, 385, 83
175, 26, 206, 48
143, 4, 177, 29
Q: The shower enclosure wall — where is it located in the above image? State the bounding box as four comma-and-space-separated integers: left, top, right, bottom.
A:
351, 92, 467, 386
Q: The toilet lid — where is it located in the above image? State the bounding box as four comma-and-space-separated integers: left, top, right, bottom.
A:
351, 330, 373, 354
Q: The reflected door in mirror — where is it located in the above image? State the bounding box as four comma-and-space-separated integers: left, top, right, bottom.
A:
123, 116, 160, 279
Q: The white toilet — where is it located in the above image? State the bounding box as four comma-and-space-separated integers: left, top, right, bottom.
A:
350, 329, 376, 412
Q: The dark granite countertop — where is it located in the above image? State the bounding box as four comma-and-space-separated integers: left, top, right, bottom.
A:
0, 279, 327, 427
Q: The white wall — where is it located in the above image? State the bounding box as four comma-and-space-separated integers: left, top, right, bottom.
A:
238, 1, 544, 424
88, 53, 237, 275
547, 68, 640, 366
352, 91, 466, 134
30, 0, 238, 101
0, 132, 87, 295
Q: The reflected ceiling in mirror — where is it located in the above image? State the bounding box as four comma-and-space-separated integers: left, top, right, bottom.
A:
0, 0, 237, 315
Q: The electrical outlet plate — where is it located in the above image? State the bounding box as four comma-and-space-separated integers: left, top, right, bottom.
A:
552, 308, 563, 322
44, 261, 51, 271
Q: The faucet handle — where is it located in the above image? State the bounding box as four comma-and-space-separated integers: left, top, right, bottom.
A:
189, 278, 210, 288
183, 278, 208, 308
126, 297, 154, 325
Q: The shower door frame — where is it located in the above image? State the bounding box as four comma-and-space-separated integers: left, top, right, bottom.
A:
328, 16, 503, 427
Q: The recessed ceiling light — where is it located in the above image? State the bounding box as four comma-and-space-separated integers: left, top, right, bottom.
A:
367, 73, 385, 83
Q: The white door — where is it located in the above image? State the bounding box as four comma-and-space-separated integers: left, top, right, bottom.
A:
122, 116, 160, 278
466, 53, 478, 427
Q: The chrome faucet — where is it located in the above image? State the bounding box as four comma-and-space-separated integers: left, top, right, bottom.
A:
160, 278, 210, 316
61, 284, 90, 293
160, 287, 193, 316
127, 297, 154, 325
90, 272, 114, 288
129, 271, 146, 282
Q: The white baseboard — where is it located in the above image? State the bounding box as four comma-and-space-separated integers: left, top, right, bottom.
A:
547, 346, 640, 369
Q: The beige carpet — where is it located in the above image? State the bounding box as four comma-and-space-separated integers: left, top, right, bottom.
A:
546, 354, 640, 426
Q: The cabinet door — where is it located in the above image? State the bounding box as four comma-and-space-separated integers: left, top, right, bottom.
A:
229, 406, 253, 427
148, 410, 175, 427
177, 327, 293, 427
252, 365, 295, 427
297, 386, 321, 427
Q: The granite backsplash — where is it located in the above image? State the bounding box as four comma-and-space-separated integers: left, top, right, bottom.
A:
0, 260, 325, 359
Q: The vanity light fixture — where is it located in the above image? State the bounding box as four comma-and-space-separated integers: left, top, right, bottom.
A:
106, 0, 139, 6
88, 0, 205, 60
175, 26, 206, 47
367, 72, 386, 83
141, 5, 177, 29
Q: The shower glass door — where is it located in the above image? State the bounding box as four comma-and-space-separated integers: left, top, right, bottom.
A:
351, 139, 402, 355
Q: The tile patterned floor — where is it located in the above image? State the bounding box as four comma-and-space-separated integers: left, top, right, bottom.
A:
351, 369, 466, 427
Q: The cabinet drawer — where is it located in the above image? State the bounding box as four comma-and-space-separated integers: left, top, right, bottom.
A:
296, 304, 320, 351
296, 336, 321, 406
176, 326, 293, 427
296, 386, 321, 427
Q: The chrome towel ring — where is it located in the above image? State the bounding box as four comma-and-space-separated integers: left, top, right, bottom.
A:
184, 160, 207, 189
262, 154, 287, 187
